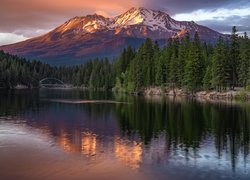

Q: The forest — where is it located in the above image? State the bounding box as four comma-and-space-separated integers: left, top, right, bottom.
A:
0, 26, 249, 93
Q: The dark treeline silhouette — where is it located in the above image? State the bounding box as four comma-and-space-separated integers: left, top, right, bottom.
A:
0, 51, 114, 89
0, 26, 249, 92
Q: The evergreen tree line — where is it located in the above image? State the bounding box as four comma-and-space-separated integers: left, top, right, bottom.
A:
0, 51, 115, 89
0, 26, 249, 92
115, 27, 250, 93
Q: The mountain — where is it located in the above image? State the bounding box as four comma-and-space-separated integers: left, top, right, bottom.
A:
0, 7, 227, 65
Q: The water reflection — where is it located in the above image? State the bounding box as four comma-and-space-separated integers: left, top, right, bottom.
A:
114, 96, 250, 170
115, 137, 142, 169
0, 90, 250, 179
81, 132, 97, 156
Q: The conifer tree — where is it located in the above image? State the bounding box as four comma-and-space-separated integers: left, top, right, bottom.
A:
164, 38, 174, 85
203, 64, 212, 90
177, 34, 190, 87
154, 42, 165, 86
169, 38, 179, 90
229, 26, 240, 89
184, 32, 204, 92
134, 53, 143, 92
155, 54, 165, 86
211, 37, 229, 91
143, 38, 154, 86
238, 32, 250, 87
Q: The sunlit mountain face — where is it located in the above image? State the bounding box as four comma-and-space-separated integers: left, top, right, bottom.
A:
0, 7, 227, 66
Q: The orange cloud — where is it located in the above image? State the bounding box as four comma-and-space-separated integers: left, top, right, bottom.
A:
0, 0, 144, 35
94, 10, 109, 17
1, 0, 248, 39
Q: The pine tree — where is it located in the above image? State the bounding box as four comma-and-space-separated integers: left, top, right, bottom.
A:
164, 38, 174, 85
203, 64, 212, 90
211, 37, 229, 91
126, 60, 136, 92
238, 32, 250, 87
153, 41, 160, 86
134, 53, 143, 92
154, 41, 164, 86
169, 38, 179, 90
177, 34, 190, 87
155, 54, 166, 86
118, 46, 135, 74
143, 38, 154, 86
229, 26, 240, 89
184, 32, 204, 93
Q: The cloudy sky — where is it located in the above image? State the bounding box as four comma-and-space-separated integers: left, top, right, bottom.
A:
0, 0, 250, 45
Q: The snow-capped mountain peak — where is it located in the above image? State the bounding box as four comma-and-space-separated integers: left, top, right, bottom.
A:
57, 7, 183, 34
114, 7, 172, 29
1, 7, 227, 65
114, 7, 149, 26
56, 14, 111, 34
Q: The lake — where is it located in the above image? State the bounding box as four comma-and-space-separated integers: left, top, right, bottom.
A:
0, 89, 250, 180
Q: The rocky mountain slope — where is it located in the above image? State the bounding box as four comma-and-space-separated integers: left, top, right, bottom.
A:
0, 7, 227, 65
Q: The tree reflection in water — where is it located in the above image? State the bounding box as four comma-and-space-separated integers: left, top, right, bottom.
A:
0, 90, 250, 173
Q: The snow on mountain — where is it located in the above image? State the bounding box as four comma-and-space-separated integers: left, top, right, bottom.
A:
0, 7, 228, 65
56, 14, 111, 34
114, 7, 175, 31
49, 7, 223, 40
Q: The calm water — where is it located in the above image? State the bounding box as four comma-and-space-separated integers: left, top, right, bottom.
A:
0, 89, 250, 180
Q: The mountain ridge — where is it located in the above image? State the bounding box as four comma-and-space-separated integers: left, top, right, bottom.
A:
0, 7, 228, 65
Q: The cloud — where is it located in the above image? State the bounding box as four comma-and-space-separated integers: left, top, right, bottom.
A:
94, 10, 109, 17
143, 0, 250, 14
0, 0, 249, 40
0, 0, 139, 37
173, 7, 250, 21
0, 33, 28, 46
172, 6, 250, 35
197, 15, 250, 35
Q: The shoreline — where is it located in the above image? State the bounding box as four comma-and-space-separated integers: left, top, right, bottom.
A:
142, 87, 250, 101
2, 86, 250, 101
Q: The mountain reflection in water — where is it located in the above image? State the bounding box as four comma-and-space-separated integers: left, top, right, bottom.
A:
0, 89, 250, 179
